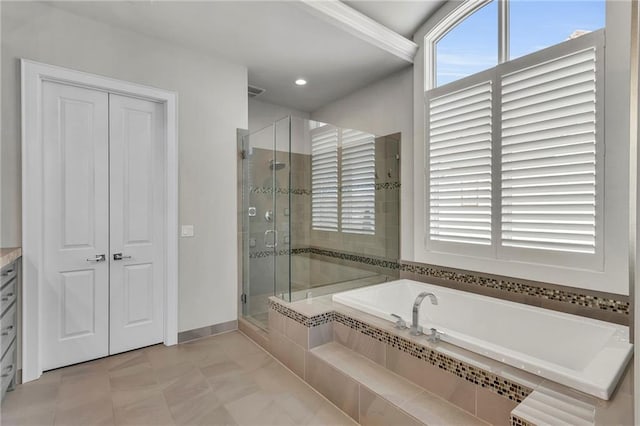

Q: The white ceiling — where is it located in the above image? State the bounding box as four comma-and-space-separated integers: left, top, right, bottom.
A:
345, 0, 445, 38
50, 1, 438, 112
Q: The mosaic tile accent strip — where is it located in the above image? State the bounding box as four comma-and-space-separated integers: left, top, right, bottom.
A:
400, 262, 630, 315
249, 249, 297, 259
250, 187, 310, 195
332, 311, 532, 403
268, 299, 335, 327
268, 299, 531, 403
250, 247, 398, 270
306, 247, 400, 270
511, 414, 536, 426
375, 181, 401, 190
249, 182, 399, 195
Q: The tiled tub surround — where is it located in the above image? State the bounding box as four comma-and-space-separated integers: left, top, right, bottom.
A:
333, 280, 632, 400
264, 296, 634, 426
400, 261, 630, 325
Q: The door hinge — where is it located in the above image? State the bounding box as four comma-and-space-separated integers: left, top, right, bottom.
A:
241, 293, 247, 304
240, 150, 247, 160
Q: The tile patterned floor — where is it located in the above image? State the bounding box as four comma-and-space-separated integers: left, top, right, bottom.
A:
1, 331, 357, 426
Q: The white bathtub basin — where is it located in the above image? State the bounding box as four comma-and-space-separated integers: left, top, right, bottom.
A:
332, 279, 632, 400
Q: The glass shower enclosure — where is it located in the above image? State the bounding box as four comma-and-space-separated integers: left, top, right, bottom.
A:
241, 117, 292, 329
241, 116, 401, 330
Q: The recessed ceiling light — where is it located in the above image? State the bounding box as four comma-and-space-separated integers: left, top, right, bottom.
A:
295, 79, 307, 86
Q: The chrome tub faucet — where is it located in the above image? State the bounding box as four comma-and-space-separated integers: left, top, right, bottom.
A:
411, 292, 438, 336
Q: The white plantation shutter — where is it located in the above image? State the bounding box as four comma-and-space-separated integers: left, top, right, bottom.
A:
311, 126, 339, 231
341, 129, 376, 235
428, 81, 493, 245
501, 47, 597, 254
425, 31, 603, 270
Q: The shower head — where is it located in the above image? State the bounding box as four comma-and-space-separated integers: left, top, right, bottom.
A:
269, 160, 286, 171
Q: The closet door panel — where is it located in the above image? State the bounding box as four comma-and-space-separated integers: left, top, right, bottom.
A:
41, 81, 110, 370
109, 94, 165, 354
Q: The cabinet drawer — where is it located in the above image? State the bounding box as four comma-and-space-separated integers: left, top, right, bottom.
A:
0, 303, 16, 359
0, 262, 16, 289
0, 279, 16, 316
1, 338, 16, 397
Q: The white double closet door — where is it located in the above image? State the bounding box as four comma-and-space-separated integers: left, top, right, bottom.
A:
41, 81, 165, 371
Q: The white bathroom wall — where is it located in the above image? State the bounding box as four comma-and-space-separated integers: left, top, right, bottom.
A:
248, 98, 311, 154
1, 2, 248, 332
310, 67, 414, 259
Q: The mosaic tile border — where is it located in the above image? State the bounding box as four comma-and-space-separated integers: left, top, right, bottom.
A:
249, 181, 399, 196
306, 247, 400, 270
249, 247, 400, 270
268, 299, 334, 327
248, 249, 297, 259
400, 262, 630, 315
269, 299, 532, 403
250, 187, 310, 195
375, 181, 401, 190
332, 311, 532, 403
511, 414, 536, 426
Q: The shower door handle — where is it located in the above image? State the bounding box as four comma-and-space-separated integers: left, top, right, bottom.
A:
264, 229, 278, 249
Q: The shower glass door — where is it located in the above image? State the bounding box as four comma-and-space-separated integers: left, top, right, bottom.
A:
242, 117, 291, 329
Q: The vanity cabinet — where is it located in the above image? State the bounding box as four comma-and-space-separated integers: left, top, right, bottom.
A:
0, 258, 18, 401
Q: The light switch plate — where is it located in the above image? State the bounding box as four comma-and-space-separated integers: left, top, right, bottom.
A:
181, 225, 195, 237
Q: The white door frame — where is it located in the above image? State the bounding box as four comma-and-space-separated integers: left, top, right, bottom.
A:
21, 59, 179, 382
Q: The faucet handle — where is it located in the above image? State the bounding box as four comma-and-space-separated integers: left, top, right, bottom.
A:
426, 327, 442, 343
390, 314, 408, 329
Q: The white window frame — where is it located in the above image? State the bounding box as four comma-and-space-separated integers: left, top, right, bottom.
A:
413, 0, 630, 295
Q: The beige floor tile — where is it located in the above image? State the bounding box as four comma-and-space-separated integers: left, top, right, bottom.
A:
207, 371, 261, 404
113, 392, 174, 426
165, 388, 224, 425
2, 380, 59, 412
232, 350, 273, 373
200, 360, 246, 382
162, 368, 211, 408
2, 332, 352, 426
60, 358, 109, 381
1, 404, 57, 426
224, 391, 297, 426
271, 391, 324, 424
302, 402, 359, 426
54, 394, 115, 426
145, 344, 189, 369
106, 351, 150, 376
154, 362, 197, 389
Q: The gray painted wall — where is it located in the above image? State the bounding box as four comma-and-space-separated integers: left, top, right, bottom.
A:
1, 2, 248, 331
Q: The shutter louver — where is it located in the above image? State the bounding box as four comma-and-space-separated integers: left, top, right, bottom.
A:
501, 48, 597, 254
429, 81, 493, 245
341, 129, 376, 235
312, 126, 339, 231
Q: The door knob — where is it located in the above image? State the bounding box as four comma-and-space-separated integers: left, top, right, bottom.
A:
113, 253, 132, 261
86, 254, 106, 262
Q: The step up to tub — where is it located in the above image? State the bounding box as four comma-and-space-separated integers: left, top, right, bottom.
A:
511, 387, 595, 426
309, 342, 487, 425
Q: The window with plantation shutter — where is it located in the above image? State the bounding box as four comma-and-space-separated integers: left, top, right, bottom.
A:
311, 126, 339, 231
501, 47, 597, 254
424, 30, 604, 270
341, 129, 375, 235
428, 80, 493, 246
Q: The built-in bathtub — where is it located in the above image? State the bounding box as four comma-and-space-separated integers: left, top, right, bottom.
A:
332, 279, 633, 400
